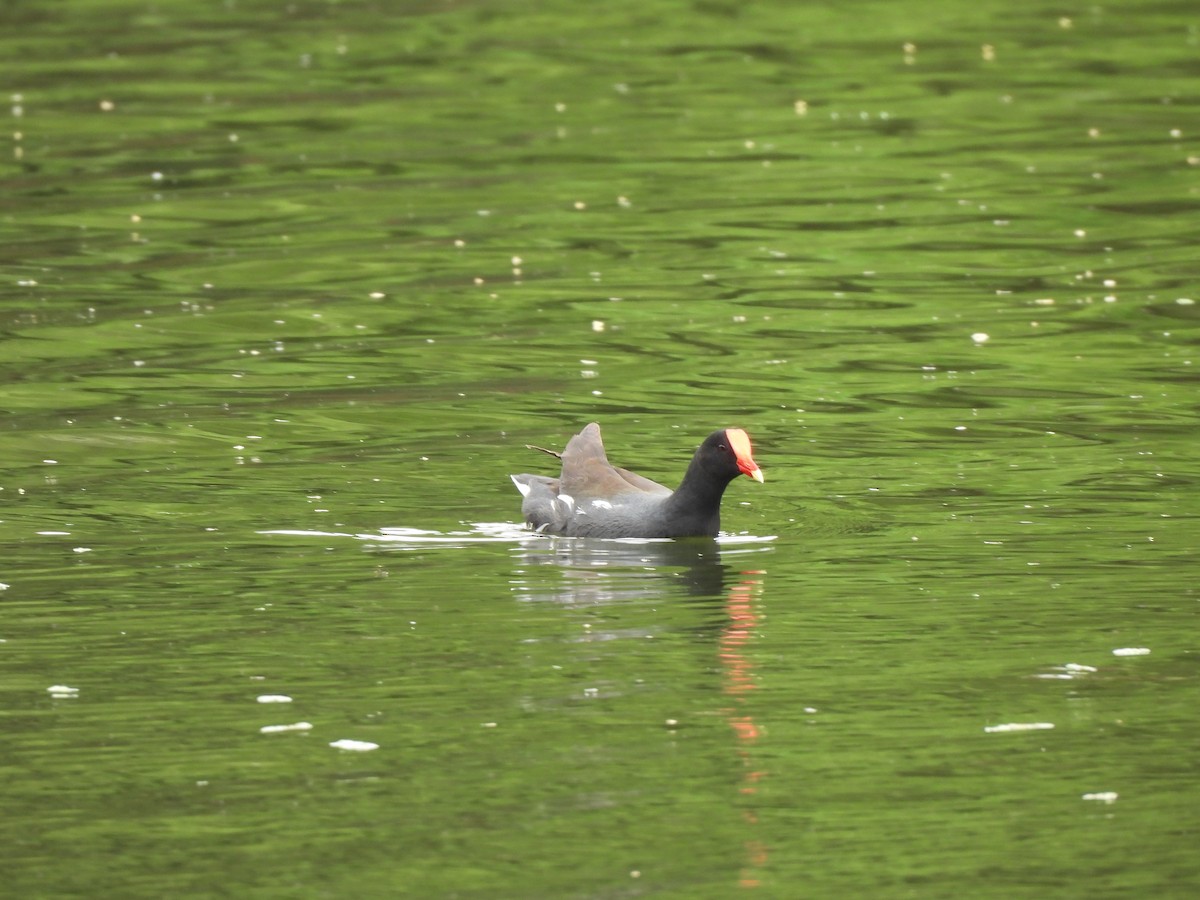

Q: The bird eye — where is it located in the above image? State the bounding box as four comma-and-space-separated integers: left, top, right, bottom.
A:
718, 443, 728, 452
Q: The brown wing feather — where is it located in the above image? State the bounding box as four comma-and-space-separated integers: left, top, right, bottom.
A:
614, 466, 672, 495
559, 423, 669, 498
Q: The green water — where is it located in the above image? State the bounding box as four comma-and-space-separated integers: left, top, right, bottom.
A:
2, 0, 1198, 897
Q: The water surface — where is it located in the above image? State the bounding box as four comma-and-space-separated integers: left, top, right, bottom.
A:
2, 1, 1198, 897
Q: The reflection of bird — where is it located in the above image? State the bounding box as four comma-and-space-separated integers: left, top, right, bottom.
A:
511, 537, 732, 605
510, 423, 764, 538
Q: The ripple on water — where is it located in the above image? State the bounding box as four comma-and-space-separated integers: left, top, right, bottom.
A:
260, 524, 777, 551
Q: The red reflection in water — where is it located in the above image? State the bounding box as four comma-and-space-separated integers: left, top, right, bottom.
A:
720, 572, 768, 889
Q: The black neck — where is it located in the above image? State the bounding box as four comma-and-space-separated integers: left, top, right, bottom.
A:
664, 456, 736, 528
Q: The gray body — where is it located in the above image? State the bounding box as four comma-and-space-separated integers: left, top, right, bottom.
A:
510, 423, 747, 538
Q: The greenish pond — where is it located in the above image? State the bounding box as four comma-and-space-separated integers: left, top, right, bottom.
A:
2, 0, 1198, 897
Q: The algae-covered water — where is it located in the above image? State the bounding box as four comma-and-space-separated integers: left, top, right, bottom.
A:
2, 1, 1198, 897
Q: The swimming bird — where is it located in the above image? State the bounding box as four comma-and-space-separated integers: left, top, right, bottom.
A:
510, 423, 764, 538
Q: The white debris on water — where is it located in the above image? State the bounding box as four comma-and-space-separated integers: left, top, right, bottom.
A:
260, 722, 312, 734
1082, 791, 1119, 804
1037, 662, 1098, 679
984, 722, 1054, 734
47, 685, 80, 698
329, 739, 379, 752
256, 694, 293, 704
1112, 647, 1151, 657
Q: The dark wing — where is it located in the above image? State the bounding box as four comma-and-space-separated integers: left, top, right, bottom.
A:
613, 466, 672, 496
560, 423, 672, 498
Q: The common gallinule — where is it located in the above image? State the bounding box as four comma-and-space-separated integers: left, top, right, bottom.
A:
510, 423, 764, 538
